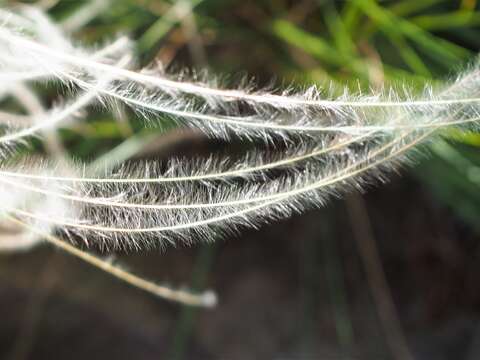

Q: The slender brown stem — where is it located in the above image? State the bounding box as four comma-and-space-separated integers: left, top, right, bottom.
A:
347, 194, 414, 360
4, 214, 217, 308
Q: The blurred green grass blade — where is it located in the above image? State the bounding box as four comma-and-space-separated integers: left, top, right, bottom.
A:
347, 0, 444, 40
389, 0, 445, 17
271, 18, 433, 85
88, 133, 157, 171
417, 159, 480, 233
324, 5, 357, 57
270, 19, 369, 79
271, 19, 343, 66
431, 141, 478, 175
342, 0, 433, 76
382, 65, 433, 85
449, 130, 480, 147
355, 0, 472, 67
138, 0, 205, 52
358, 0, 445, 50
382, 30, 432, 76
411, 11, 480, 30
417, 141, 480, 233
342, 1, 363, 34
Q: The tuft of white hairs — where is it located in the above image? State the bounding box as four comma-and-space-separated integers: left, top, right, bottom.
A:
0, 5, 479, 251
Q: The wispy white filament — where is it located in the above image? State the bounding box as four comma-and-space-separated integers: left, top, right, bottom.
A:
1, 26, 478, 109
1, 23, 480, 138
0, 6, 479, 251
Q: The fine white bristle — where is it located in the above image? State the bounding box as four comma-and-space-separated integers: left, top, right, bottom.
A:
0, 5, 479, 252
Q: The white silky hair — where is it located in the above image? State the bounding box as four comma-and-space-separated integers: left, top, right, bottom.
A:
0, 5, 479, 251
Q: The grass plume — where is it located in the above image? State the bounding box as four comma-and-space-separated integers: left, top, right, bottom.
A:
0, 5, 479, 305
